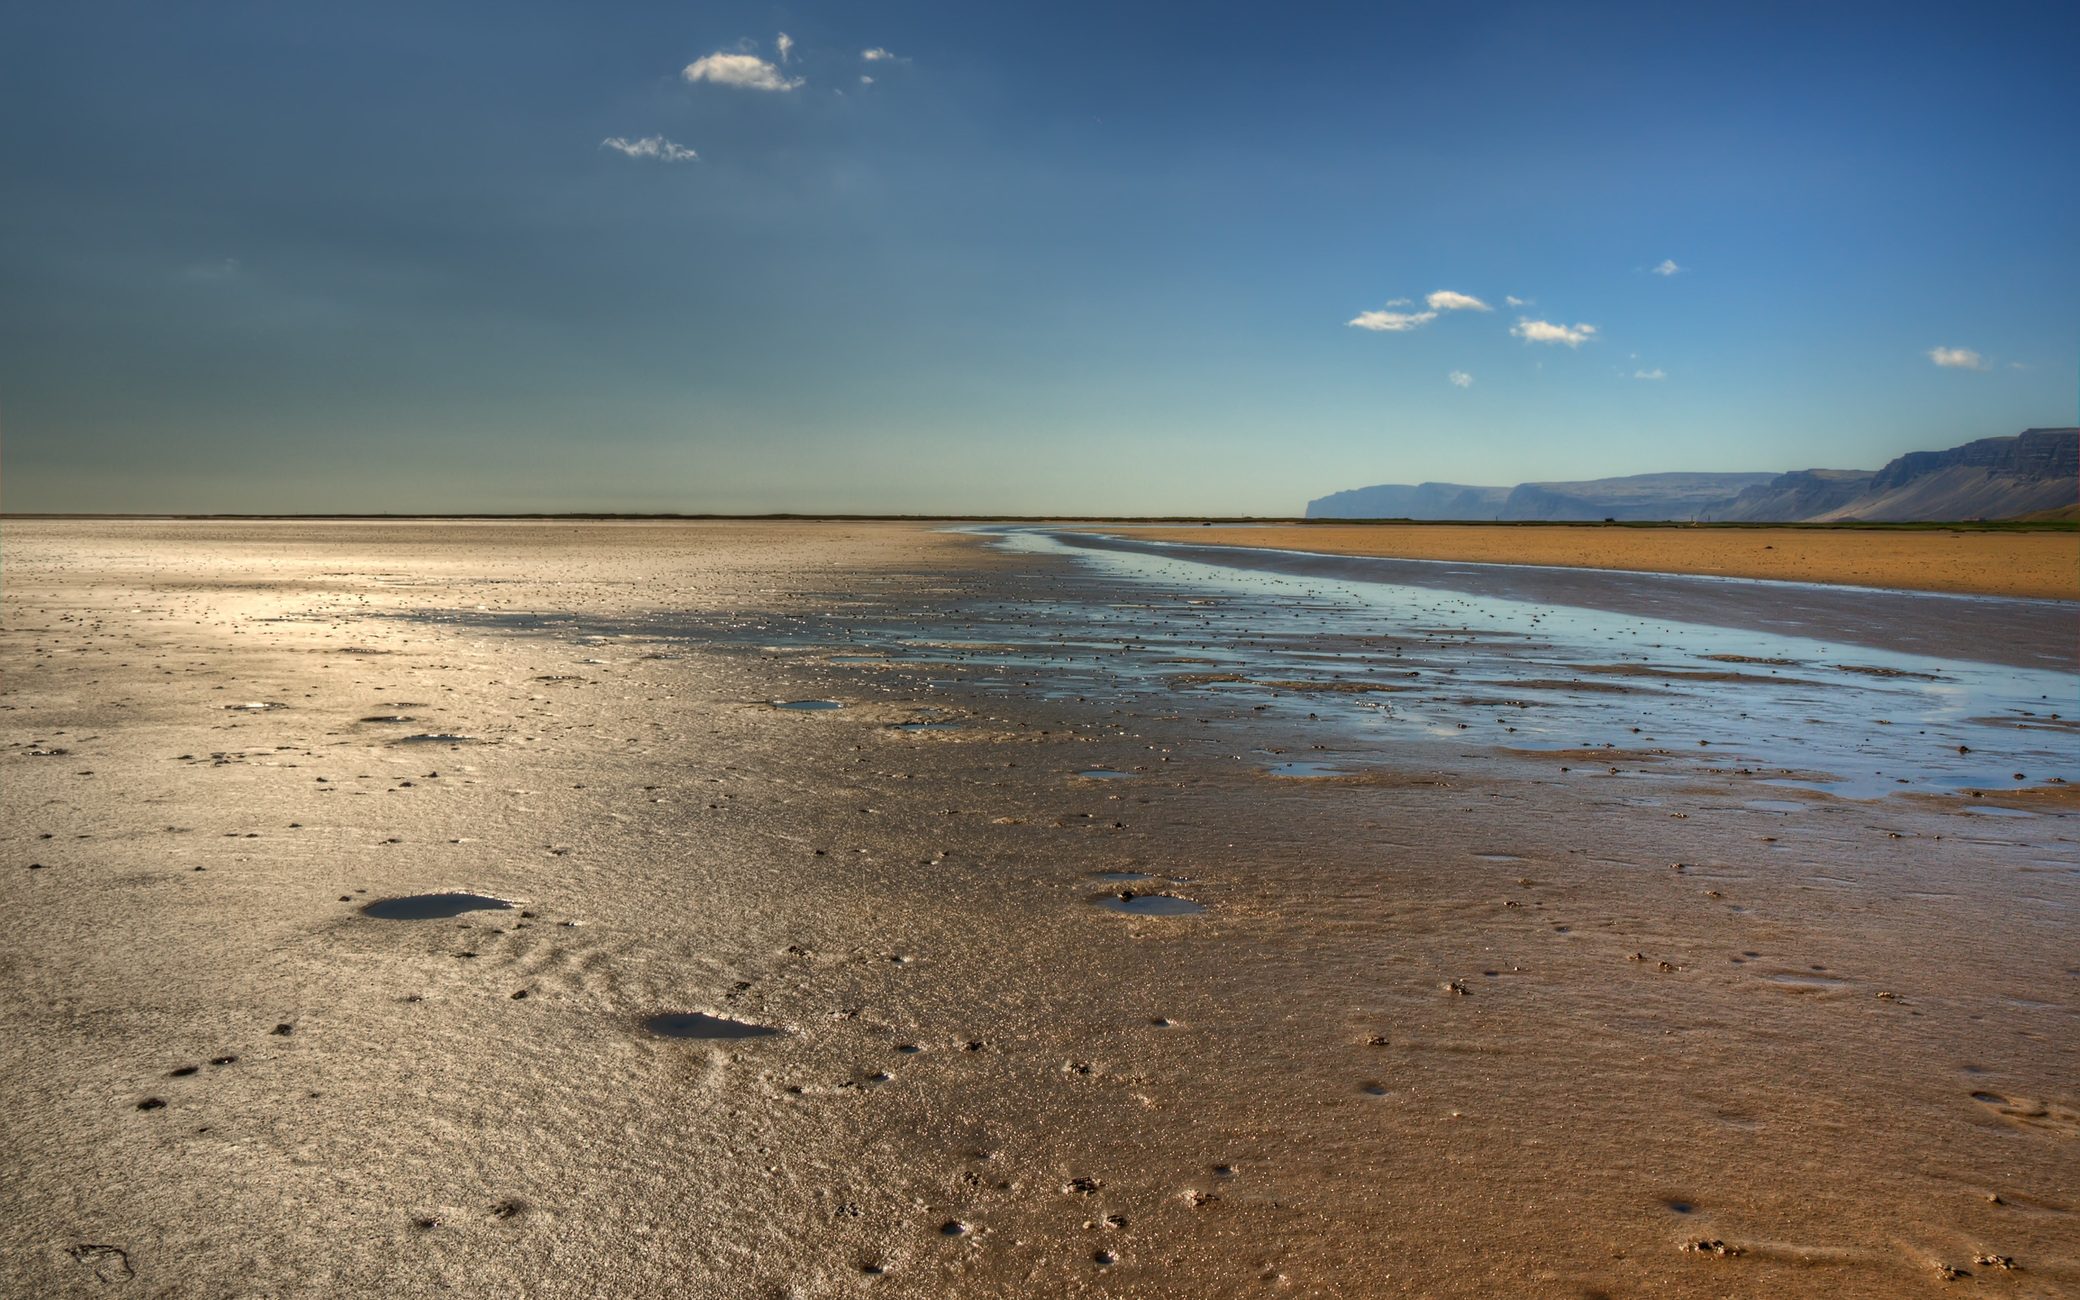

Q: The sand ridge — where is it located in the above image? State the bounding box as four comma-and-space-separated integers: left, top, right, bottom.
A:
1095, 523, 2080, 601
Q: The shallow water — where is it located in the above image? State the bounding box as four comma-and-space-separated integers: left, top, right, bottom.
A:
362, 893, 512, 920
390, 525, 2075, 801
1264, 761, 1354, 777
1094, 892, 1207, 917
970, 529, 2077, 800
644, 1013, 785, 1039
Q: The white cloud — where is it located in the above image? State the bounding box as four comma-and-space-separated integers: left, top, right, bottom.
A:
1448, 370, 1473, 388
1504, 295, 1529, 307
1384, 297, 1412, 307
775, 32, 794, 62
1652, 259, 1682, 276
860, 75, 874, 84
683, 52, 803, 91
1512, 317, 1596, 347
1633, 368, 1665, 379
602, 135, 698, 162
1349, 309, 1437, 332
862, 47, 897, 60
1928, 346, 1987, 370
1426, 290, 1491, 312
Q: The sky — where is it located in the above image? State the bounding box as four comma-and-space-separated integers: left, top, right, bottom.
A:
2, 0, 2075, 515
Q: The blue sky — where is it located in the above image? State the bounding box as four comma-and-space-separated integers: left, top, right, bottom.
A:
3, 1, 2074, 514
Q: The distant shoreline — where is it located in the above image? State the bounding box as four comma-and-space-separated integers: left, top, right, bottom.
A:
3, 512, 2072, 531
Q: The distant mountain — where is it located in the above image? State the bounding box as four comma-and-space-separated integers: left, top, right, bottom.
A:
1304, 482, 1510, 519
1715, 469, 1878, 522
1498, 473, 1777, 521
1810, 428, 2077, 522
1306, 428, 2078, 522
1305, 472, 1773, 520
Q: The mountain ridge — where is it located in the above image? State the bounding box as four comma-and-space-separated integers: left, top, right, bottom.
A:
1306, 429, 2078, 522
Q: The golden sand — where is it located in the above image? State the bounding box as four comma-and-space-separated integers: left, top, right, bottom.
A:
1103, 524, 2080, 600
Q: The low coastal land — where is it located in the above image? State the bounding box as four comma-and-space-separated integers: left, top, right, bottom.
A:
1098, 523, 2080, 601
2, 520, 2074, 1298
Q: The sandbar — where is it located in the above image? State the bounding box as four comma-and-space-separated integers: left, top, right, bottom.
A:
1098, 523, 2080, 600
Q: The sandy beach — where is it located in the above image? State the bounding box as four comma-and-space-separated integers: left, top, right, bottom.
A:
3, 519, 2075, 1298
1097, 524, 2080, 601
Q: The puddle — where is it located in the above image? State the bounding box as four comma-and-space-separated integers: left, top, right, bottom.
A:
644, 1013, 785, 1039
1077, 769, 1135, 779
1265, 761, 1353, 777
1746, 799, 1808, 812
1762, 972, 1848, 992
360, 715, 417, 723
893, 722, 961, 732
1094, 891, 1207, 917
224, 702, 283, 711
362, 893, 513, 920
774, 700, 843, 711
394, 733, 475, 744
1473, 853, 1525, 861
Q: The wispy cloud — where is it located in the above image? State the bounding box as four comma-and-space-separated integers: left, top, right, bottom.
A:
181, 257, 241, 281
1426, 290, 1490, 312
860, 75, 874, 84
1512, 318, 1597, 346
1652, 259, 1682, 276
1504, 295, 1529, 307
1448, 370, 1473, 388
602, 135, 698, 162
1384, 297, 1412, 307
1633, 368, 1665, 379
683, 52, 802, 91
1349, 309, 1437, 332
1928, 346, 1987, 370
862, 47, 898, 61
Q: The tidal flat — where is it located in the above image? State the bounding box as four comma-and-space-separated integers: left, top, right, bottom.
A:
2, 519, 2074, 1297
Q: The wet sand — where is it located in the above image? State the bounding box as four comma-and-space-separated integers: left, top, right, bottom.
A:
3, 520, 2075, 1298
1099, 524, 2080, 601
1051, 529, 2078, 672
